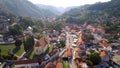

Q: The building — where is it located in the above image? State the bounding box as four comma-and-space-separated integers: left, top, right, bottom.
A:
45, 62, 55, 68
34, 37, 49, 55
24, 26, 33, 36
0, 20, 9, 33
14, 59, 42, 68
0, 34, 3, 42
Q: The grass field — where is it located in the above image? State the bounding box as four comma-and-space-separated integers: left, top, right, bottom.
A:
0, 44, 25, 57
0, 44, 15, 56
15, 44, 25, 56
48, 45, 53, 53
62, 60, 68, 68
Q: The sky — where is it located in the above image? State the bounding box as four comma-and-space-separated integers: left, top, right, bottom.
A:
28, 0, 110, 8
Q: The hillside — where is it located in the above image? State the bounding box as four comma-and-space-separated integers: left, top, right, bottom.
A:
36, 4, 61, 15
36, 4, 77, 15
62, 0, 120, 25
0, 0, 56, 18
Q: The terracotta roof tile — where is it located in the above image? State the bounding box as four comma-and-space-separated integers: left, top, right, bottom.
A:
15, 59, 43, 65
56, 62, 63, 68
66, 47, 72, 57
35, 37, 47, 47
45, 62, 55, 68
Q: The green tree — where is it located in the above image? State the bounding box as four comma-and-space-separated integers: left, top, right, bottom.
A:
32, 25, 40, 33
9, 24, 23, 36
23, 36, 35, 52
15, 39, 22, 47
60, 41, 65, 48
89, 52, 101, 65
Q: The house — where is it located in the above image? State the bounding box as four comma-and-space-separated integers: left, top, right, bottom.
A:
59, 33, 66, 41
7, 35, 14, 42
49, 30, 59, 45
45, 62, 55, 68
0, 20, 9, 33
99, 40, 112, 52
76, 32, 86, 49
14, 59, 42, 68
24, 26, 33, 36
56, 58, 63, 68
99, 50, 110, 62
34, 37, 49, 55
66, 46, 72, 57
0, 34, 3, 42
49, 48, 58, 56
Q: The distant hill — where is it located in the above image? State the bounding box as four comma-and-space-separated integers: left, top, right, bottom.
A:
36, 4, 61, 15
0, 0, 56, 18
36, 4, 76, 15
62, 0, 120, 24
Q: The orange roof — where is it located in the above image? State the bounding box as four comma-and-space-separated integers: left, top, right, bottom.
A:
56, 62, 63, 68
100, 51, 106, 57
99, 40, 109, 47
76, 34, 84, 45
66, 47, 72, 57
75, 51, 79, 58
35, 37, 47, 47
45, 62, 55, 68
75, 48, 81, 52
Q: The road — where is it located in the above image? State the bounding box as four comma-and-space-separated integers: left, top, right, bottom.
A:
65, 31, 77, 68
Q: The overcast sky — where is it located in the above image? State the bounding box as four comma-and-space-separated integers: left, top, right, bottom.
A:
28, 0, 110, 8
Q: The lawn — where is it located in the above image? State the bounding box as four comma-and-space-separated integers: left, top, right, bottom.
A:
15, 44, 25, 56
48, 45, 53, 53
0, 44, 15, 56
62, 60, 68, 68
29, 49, 34, 59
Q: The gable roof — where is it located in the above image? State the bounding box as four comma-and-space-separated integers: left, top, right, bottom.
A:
45, 62, 55, 68
35, 37, 48, 47
56, 62, 63, 68
15, 59, 43, 65
66, 46, 72, 57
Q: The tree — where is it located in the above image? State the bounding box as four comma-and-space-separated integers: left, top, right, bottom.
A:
23, 36, 35, 52
89, 52, 101, 65
9, 24, 23, 36
60, 41, 65, 48
15, 39, 22, 47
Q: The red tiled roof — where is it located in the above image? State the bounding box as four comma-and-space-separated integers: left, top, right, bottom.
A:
35, 37, 47, 47
66, 47, 72, 57
15, 59, 43, 65
56, 62, 63, 68
49, 48, 58, 56
76, 35, 84, 46
99, 40, 109, 47
100, 51, 106, 57
45, 62, 55, 68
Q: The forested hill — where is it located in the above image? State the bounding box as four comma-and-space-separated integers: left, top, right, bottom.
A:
62, 0, 120, 24
0, 0, 56, 18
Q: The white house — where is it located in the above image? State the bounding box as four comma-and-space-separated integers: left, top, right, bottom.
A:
24, 26, 33, 35
34, 37, 48, 55
0, 34, 3, 42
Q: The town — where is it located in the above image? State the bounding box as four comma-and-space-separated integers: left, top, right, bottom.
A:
0, 23, 120, 68
0, 0, 120, 68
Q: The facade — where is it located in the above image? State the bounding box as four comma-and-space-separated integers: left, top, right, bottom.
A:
0, 22, 8, 33
34, 37, 48, 55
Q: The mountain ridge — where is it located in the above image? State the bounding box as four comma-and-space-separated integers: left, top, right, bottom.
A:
0, 0, 57, 18
62, 0, 120, 25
